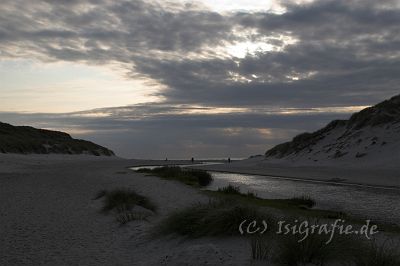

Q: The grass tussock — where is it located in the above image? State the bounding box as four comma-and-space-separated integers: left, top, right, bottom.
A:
157, 200, 273, 237
250, 235, 273, 261
137, 166, 213, 187
274, 230, 343, 266
116, 210, 152, 225
204, 189, 349, 230
217, 184, 241, 194
248, 218, 399, 266
101, 189, 156, 213
205, 188, 332, 221
271, 236, 400, 266
289, 195, 316, 208
349, 239, 400, 266
217, 185, 258, 198
94, 188, 156, 225
212, 187, 316, 210
265, 218, 352, 265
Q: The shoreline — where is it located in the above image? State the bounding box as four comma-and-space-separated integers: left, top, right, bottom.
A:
127, 161, 400, 190
191, 168, 400, 191
1, 154, 399, 265
191, 157, 400, 189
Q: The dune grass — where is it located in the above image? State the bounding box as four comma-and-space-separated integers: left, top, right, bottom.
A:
157, 200, 274, 237
250, 235, 273, 261
273, 225, 347, 266
251, 231, 400, 266
217, 185, 258, 198
101, 188, 156, 213
204, 187, 343, 222
136, 166, 213, 187
349, 239, 400, 266
94, 188, 156, 225
251, 218, 351, 265
209, 187, 355, 225
116, 210, 152, 225
289, 194, 316, 208
217, 184, 241, 194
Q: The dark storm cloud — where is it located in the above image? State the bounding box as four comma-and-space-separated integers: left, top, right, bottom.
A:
1, 0, 399, 106
0, 0, 235, 60
131, 0, 400, 107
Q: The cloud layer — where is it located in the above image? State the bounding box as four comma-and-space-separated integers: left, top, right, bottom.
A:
0, 103, 355, 158
1, 0, 399, 106
1, 0, 399, 157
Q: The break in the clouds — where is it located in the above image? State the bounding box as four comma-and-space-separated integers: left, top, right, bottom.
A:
0, 0, 399, 158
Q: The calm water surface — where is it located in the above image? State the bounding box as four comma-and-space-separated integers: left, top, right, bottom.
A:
131, 165, 400, 226
208, 172, 400, 226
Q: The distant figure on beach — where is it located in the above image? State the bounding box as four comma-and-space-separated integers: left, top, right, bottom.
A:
191, 157, 194, 163
165, 158, 168, 161
228, 157, 231, 163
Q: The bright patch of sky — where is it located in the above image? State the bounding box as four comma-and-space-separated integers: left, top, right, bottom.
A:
196, 0, 282, 13
225, 33, 298, 58
179, 0, 315, 13
0, 60, 160, 113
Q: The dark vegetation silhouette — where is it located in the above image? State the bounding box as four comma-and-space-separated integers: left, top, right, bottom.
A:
0, 122, 114, 156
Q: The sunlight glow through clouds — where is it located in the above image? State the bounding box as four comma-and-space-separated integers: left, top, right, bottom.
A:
180, 0, 315, 13
225, 35, 298, 58
71, 104, 370, 120
0, 60, 161, 113
226, 41, 275, 58
199, 0, 278, 13
222, 27, 299, 59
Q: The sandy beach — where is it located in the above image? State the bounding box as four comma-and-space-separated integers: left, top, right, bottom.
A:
0, 154, 249, 266
1, 154, 399, 265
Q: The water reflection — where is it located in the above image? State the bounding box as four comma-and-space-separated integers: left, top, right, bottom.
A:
208, 172, 400, 226
130, 164, 400, 226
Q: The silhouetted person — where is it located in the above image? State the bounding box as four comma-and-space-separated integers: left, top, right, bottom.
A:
191, 157, 194, 163
165, 158, 168, 161
228, 157, 231, 163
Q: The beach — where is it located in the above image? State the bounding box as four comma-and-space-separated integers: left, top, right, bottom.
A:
1, 154, 399, 265
0, 154, 249, 265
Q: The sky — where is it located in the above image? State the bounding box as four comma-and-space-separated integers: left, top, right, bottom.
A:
0, 0, 399, 159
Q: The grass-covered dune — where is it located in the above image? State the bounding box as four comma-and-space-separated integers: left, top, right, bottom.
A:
156, 194, 400, 265
265, 94, 400, 161
0, 122, 114, 156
